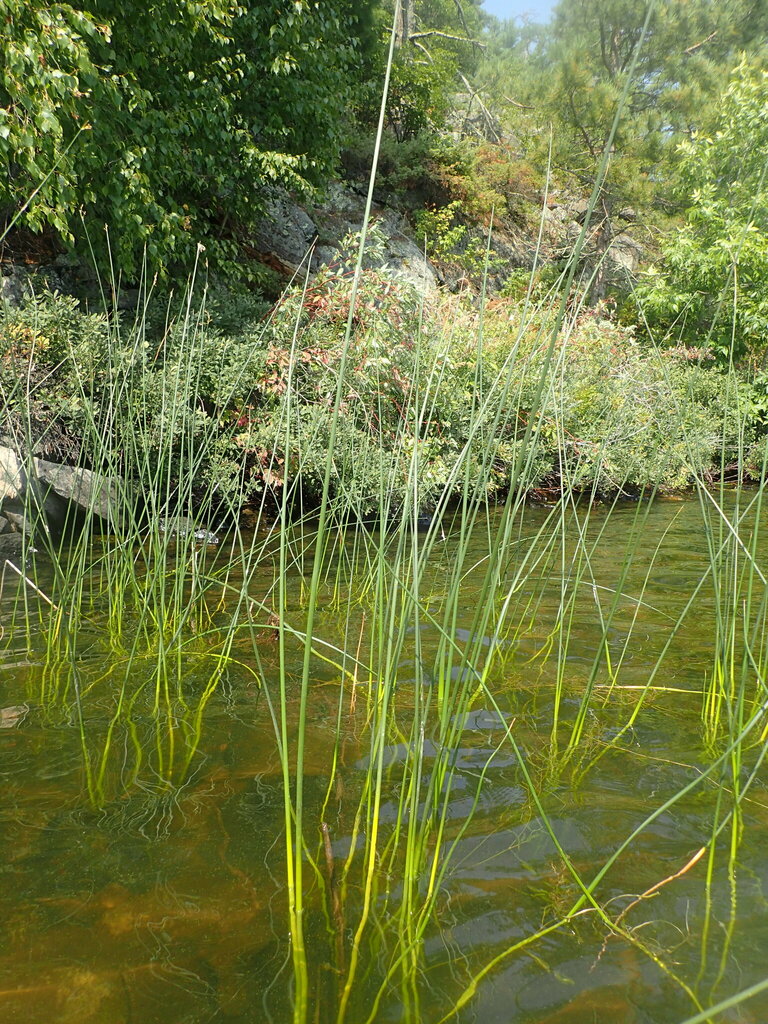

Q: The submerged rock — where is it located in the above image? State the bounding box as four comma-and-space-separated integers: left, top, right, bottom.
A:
0, 704, 29, 729
158, 516, 220, 545
0, 532, 25, 558
0, 446, 223, 551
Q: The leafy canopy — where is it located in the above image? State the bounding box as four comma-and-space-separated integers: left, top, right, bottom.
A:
0, 0, 373, 278
636, 58, 768, 361
358, 0, 486, 140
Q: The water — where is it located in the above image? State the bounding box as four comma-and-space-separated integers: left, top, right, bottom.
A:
1, 492, 767, 1023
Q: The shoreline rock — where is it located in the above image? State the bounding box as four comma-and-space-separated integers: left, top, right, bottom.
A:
0, 445, 119, 540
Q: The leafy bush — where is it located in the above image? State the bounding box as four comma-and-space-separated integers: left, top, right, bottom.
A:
634, 58, 768, 361
484, 307, 759, 493
385, 50, 459, 141
344, 132, 540, 227
0, 0, 374, 280
1, 284, 762, 519
414, 201, 503, 282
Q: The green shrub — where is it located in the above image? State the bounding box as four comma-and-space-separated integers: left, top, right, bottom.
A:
633, 59, 768, 361
1, 287, 761, 517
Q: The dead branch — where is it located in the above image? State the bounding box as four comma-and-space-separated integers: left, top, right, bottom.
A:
458, 71, 502, 143
409, 30, 487, 49
615, 846, 707, 929
452, 0, 471, 38
411, 38, 433, 62
3, 559, 58, 609
684, 30, 718, 55
503, 94, 535, 111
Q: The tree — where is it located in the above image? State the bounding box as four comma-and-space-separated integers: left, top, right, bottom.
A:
368, 0, 486, 140
484, 0, 768, 302
0, 0, 375, 278
636, 58, 768, 361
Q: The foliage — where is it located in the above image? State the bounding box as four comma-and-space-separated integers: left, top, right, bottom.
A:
479, 0, 768, 302
414, 200, 503, 282
2, 286, 762, 517
385, 46, 459, 140
355, 0, 486, 141
463, 142, 540, 226
343, 130, 539, 293
500, 264, 563, 303
0, 0, 373, 279
344, 132, 469, 210
0, 290, 112, 459
526, 0, 768, 181
482, 308, 757, 493
634, 59, 768, 362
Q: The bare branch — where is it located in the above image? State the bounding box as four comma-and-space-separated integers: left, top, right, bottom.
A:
411, 39, 433, 63
458, 71, 501, 142
409, 30, 487, 49
503, 94, 535, 111
684, 30, 718, 55
452, 0, 471, 38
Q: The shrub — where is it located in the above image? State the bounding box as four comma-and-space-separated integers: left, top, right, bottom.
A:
1, 287, 761, 519
633, 59, 768, 362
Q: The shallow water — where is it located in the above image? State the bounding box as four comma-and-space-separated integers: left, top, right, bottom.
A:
1, 491, 767, 1023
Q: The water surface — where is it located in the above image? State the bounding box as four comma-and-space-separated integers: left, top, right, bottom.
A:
1, 492, 767, 1023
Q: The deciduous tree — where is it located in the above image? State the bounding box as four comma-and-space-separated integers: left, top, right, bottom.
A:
636, 58, 768, 361
0, 0, 375, 277
372, 0, 486, 140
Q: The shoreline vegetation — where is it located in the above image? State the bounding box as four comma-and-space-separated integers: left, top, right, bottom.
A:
4, 157, 766, 1016
3, 3, 768, 528
1, 273, 765, 536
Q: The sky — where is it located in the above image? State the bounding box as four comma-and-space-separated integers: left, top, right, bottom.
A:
482, 0, 555, 21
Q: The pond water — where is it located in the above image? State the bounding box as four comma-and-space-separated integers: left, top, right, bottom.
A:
1, 491, 767, 1023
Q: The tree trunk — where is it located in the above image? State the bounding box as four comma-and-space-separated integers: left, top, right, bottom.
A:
395, 0, 413, 48
588, 197, 613, 305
